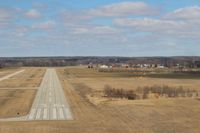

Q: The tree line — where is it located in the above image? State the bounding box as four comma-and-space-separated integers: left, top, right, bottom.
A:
0, 56, 200, 68
104, 84, 198, 100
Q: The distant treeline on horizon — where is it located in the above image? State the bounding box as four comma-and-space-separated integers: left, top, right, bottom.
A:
0, 56, 200, 68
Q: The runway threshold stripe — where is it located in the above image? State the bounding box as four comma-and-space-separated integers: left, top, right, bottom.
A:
36, 109, 42, 120
59, 108, 64, 119
43, 108, 48, 120
27, 69, 73, 121
53, 108, 57, 120
28, 108, 36, 120
49, 97, 52, 102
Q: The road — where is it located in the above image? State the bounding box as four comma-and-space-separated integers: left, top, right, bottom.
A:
27, 68, 73, 121
0, 70, 25, 82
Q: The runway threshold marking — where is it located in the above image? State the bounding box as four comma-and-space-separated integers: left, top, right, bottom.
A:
27, 68, 73, 121
59, 108, 64, 119
28, 108, 36, 120
43, 108, 48, 120
53, 108, 57, 120
36, 109, 41, 120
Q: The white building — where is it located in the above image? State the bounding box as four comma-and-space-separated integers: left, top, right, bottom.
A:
100, 65, 109, 69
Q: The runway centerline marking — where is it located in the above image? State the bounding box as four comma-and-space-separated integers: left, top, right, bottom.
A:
27, 68, 73, 121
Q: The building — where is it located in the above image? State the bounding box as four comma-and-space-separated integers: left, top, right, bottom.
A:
100, 65, 109, 69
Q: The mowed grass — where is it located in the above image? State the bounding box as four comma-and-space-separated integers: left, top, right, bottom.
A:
0, 89, 36, 118
0, 67, 200, 133
0, 68, 45, 88
63, 67, 137, 78
57, 67, 200, 133
147, 73, 200, 79
65, 67, 200, 79
0, 68, 21, 78
64, 67, 200, 91
1, 98, 199, 133
0, 68, 45, 118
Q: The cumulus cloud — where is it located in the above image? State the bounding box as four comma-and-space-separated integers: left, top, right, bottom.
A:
164, 6, 200, 21
87, 2, 159, 17
60, 1, 159, 25
25, 9, 41, 19
0, 8, 12, 21
1, 2, 200, 56
114, 18, 183, 32
32, 20, 56, 30
60, 10, 90, 25
0, 8, 13, 28
33, 3, 48, 10
72, 25, 119, 34
114, 6, 200, 39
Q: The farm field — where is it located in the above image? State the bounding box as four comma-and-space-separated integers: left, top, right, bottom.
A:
0, 67, 200, 133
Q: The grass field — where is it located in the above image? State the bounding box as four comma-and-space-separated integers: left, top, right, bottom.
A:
64, 68, 200, 91
0, 89, 36, 118
0, 68, 45, 88
0, 67, 200, 133
0, 68, 21, 78
0, 68, 45, 118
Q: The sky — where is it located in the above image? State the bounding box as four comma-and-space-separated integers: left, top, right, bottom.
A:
0, 0, 200, 57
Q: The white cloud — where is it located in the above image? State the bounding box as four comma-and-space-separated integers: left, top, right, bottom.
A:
1, 3, 200, 56
72, 25, 119, 34
33, 3, 48, 10
87, 2, 158, 17
25, 9, 41, 19
60, 1, 159, 25
0, 9, 12, 21
164, 6, 200, 21
114, 18, 182, 32
0, 8, 13, 28
113, 6, 200, 39
32, 20, 56, 30
60, 10, 90, 25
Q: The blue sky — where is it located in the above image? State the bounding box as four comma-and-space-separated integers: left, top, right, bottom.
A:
0, 0, 200, 57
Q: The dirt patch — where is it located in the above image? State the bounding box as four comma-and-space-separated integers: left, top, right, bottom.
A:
71, 83, 92, 98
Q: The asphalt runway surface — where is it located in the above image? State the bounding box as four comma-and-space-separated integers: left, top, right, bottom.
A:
27, 68, 73, 121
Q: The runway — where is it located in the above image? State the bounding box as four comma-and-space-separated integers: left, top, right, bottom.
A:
27, 68, 73, 121
0, 70, 25, 82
